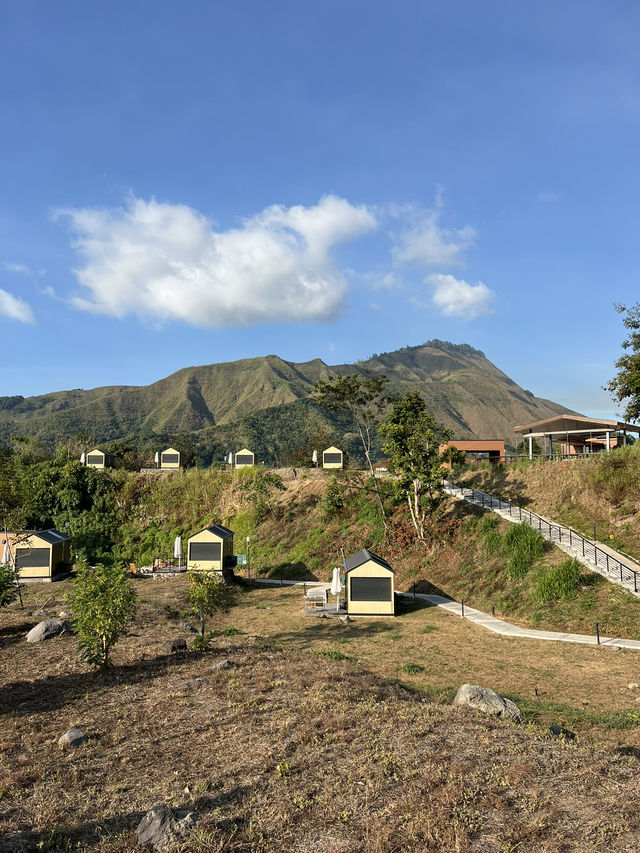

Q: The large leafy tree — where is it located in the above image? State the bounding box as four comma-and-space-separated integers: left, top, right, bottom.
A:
605, 303, 640, 422
312, 373, 390, 525
379, 391, 452, 540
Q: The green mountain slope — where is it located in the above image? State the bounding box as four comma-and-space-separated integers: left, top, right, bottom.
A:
0, 340, 574, 450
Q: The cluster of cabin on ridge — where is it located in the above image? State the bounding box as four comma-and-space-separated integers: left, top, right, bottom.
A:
80, 445, 346, 471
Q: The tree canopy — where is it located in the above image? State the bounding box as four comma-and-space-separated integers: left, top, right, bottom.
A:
379, 391, 452, 540
605, 303, 640, 423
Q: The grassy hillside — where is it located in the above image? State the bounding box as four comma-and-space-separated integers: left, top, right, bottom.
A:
0, 340, 574, 455
455, 447, 640, 563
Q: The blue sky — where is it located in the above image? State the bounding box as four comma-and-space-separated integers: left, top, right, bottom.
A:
2, 1, 640, 419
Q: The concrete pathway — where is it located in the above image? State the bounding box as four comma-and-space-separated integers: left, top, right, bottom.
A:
252, 577, 640, 651
397, 592, 640, 651
444, 481, 640, 598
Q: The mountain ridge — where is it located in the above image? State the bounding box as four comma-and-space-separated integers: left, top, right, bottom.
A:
0, 340, 577, 449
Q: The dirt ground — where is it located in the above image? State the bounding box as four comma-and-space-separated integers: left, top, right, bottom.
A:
3, 579, 640, 851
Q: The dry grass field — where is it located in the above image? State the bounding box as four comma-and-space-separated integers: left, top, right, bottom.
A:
3, 579, 640, 851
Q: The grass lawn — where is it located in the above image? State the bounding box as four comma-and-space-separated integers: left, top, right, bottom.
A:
3, 578, 640, 851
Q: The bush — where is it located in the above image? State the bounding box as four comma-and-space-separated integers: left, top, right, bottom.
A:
320, 477, 347, 521
0, 562, 21, 608
533, 559, 583, 603
68, 562, 137, 669
502, 523, 545, 579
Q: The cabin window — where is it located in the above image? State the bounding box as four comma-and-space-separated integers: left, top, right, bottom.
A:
350, 577, 391, 601
162, 453, 180, 464
87, 455, 103, 465
189, 542, 221, 562
15, 548, 50, 568
323, 453, 342, 464
236, 454, 253, 465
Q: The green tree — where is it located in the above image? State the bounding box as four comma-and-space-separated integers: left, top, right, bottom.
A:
312, 373, 390, 525
605, 303, 640, 422
379, 391, 452, 540
0, 561, 21, 608
186, 571, 235, 638
68, 561, 137, 669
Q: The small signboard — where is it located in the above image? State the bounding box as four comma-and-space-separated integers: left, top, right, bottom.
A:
235, 554, 247, 566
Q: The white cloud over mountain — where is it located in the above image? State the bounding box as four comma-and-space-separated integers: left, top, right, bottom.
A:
391, 206, 476, 267
58, 195, 377, 328
0, 289, 35, 323
428, 273, 494, 320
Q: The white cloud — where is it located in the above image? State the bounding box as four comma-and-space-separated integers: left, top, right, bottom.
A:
537, 189, 560, 204
428, 273, 494, 320
0, 289, 35, 324
391, 206, 476, 268
56, 195, 377, 328
3, 262, 31, 275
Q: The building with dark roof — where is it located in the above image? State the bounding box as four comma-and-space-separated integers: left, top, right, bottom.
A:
187, 524, 234, 574
344, 548, 395, 617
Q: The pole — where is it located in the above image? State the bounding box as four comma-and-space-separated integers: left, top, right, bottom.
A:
595, 622, 600, 645
461, 599, 465, 619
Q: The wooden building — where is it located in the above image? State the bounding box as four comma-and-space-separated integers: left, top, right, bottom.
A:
187, 524, 234, 574
160, 447, 182, 469
235, 448, 255, 468
2, 529, 72, 581
344, 549, 395, 617
84, 448, 114, 469
322, 446, 344, 469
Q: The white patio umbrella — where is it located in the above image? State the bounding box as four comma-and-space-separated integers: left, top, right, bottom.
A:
227, 452, 233, 465
312, 449, 318, 467
80, 451, 85, 465
2, 542, 10, 566
330, 566, 342, 613
173, 536, 182, 566
154, 451, 159, 467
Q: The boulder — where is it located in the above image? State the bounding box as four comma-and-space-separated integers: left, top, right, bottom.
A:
453, 684, 523, 723
136, 803, 197, 850
26, 619, 69, 643
211, 659, 234, 671
160, 638, 187, 653
58, 728, 87, 749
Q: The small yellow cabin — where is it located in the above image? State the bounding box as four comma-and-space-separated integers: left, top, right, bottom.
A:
187, 524, 234, 574
344, 549, 395, 617
3, 529, 72, 581
84, 448, 114, 469
235, 448, 255, 468
160, 447, 182, 469
322, 446, 343, 469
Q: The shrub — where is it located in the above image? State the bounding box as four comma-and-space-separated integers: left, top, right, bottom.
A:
186, 571, 234, 636
68, 561, 137, 669
502, 523, 545, 579
0, 562, 21, 608
533, 559, 583, 603
320, 478, 347, 521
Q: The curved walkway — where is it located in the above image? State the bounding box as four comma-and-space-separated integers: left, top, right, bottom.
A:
253, 578, 640, 651
398, 592, 640, 650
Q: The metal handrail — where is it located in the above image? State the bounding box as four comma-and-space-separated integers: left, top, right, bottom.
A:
445, 481, 640, 594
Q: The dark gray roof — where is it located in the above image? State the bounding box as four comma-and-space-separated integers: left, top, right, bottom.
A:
31, 529, 70, 545
199, 524, 234, 539
343, 549, 393, 574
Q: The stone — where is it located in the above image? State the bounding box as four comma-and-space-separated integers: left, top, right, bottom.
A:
58, 728, 87, 749
211, 658, 234, 671
628, 682, 640, 690
57, 610, 71, 619
340, 615, 351, 624
171, 677, 208, 691
549, 724, 576, 740
26, 619, 68, 643
161, 638, 187, 653
136, 803, 198, 850
453, 684, 523, 723
178, 621, 198, 634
